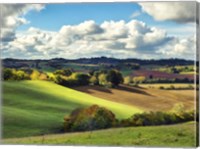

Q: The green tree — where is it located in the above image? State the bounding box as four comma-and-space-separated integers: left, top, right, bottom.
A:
3, 68, 14, 80
89, 76, 98, 85
70, 73, 90, 86
107, 69, 123, 86
64, 105, 116, 132
98, 73, 108, 86
54, 69, 73, 76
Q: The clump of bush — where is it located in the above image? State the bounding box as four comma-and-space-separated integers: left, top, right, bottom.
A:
64, 105, 117, 132
123, 111, 195, 127
63, 105, 196, 133
3, 68, 49, 81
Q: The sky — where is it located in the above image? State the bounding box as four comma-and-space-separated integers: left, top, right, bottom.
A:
1, 2, 197, 60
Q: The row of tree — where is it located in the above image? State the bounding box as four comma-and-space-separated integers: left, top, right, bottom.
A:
124, 76, 193, 85
53, 69, 124, 87
3, 68, 48, 81
3, 68, 124, 87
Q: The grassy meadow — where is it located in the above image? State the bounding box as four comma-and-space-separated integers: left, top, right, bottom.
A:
3, 122, 197, 147
3, 80, 142, 138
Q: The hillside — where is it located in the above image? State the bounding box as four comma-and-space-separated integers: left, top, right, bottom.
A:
3, 81, 141, 138
3, 122, 197, 147
73, 85, 195, 112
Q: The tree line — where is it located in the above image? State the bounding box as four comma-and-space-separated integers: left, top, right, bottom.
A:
2, 68, 124, 87
63, 105, 197, 132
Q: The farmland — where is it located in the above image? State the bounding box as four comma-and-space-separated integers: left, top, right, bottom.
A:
73, 84, 195, 112
3, 122, 197, 147
2, 57, 198, 146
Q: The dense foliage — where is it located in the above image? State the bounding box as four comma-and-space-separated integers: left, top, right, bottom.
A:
63, 105, 196, 132
64, 105, 117, 132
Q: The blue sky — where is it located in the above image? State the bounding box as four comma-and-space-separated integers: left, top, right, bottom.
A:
19, 3, 143, 31
2, 2, 196, 59
18, 3, 189, 34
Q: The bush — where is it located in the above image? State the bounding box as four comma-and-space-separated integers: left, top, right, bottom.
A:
64, 105, 117, 132
128, 111, 195, 126
3, 68, 30, 80
159, 86, 165, 89
124, 76, 132, 85
132, 76, 146, 84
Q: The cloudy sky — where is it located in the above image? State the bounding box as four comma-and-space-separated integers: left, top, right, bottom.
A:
0, 2, 197, 60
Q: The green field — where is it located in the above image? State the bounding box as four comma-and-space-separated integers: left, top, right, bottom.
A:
3, 122, 197, 147
3, 81, 142, 138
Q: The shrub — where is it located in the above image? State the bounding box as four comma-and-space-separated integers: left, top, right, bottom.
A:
159, 86, 165, 89
132, 76, 146, 84
128, 111, 195, 126
64, 105, 117, 132
124, 76, 132, 85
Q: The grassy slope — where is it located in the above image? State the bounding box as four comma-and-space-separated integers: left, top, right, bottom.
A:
3, 122, 197, 147
73, 85, 195, 112
3, 81, 141, 138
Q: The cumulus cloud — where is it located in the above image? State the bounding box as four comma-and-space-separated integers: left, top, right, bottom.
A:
0, 4, 44, 42
156, 35, 196, 59
139, 2, 196, 23
1, 19, 196, 60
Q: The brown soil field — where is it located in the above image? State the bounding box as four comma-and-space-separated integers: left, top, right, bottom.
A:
73, 85, 196, 112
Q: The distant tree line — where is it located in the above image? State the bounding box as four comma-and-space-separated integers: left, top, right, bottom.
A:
124, 76, 193, 85
2, 68, 124, 87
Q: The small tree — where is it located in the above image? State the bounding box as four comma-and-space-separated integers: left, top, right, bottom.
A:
54, 69, 73, 77
89, 76, 98, 85
30, 70, 40, 80
98, 73, 108, 86
3, 68, 14, 80
70, 73, 90, 86
124, 76, 131, 85
132, 76, 146, 84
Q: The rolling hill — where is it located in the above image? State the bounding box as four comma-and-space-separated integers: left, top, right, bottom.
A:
73, 85, 195, 112
3, 80, 142, 138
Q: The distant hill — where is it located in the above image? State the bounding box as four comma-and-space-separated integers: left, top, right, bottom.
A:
2, 57, 195, 68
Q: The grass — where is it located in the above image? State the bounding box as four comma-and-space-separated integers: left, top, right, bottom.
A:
3, 122, 197, 147
3, 81, 142, 138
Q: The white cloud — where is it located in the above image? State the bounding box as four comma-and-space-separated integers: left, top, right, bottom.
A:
0, 4, 44, 42
139, 2, 196, 23
1, 20, 196, 60
156, 35, 196, 59
130, 11, 141, 19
